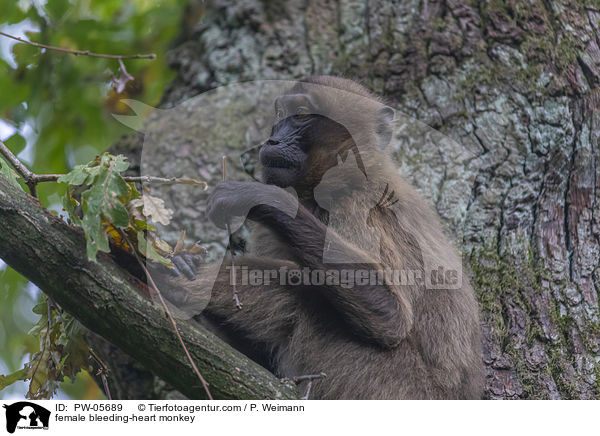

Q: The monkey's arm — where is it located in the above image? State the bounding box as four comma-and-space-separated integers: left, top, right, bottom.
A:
167, 257, 300, 347
249, 203, 416, 349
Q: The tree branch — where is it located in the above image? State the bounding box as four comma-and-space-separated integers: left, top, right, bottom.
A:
0, 140, 207, 191
0, 175, 298, 400
0, 31, 156, 59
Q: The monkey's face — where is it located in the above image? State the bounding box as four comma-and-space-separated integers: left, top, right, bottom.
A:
260, 93, 351, 189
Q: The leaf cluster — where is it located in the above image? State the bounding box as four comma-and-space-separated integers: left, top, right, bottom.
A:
59, 152, 174, 265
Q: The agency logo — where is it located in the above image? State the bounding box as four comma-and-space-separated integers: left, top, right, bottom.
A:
2, 402, 50, 434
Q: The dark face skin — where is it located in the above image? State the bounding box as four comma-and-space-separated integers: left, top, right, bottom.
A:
259, 93, 349, 189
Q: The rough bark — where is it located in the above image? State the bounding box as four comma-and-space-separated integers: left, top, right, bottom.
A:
0, 175, 298, 400
144, 0, 598, 399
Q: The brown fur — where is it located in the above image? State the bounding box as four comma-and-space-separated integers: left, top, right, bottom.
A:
169, 77, 484, 399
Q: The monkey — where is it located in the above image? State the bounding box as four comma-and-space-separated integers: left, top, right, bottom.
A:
164, 76, 484, 399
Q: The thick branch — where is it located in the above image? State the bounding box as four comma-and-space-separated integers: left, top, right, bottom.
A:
0, 175, 298, 400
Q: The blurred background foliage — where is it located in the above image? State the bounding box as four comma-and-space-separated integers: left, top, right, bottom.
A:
0, 0, 187, 399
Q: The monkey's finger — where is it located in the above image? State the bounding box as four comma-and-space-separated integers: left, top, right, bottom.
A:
168, 264, 181, 277
182, 254, 200, 272
173, 256, 196, 280
190, 254, 204, 267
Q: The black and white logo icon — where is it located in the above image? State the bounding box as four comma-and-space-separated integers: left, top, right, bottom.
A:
3, 402, 50, 434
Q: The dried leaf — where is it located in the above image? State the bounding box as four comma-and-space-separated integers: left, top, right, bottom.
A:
130, 195, 173, 226
174, 230, 186, 254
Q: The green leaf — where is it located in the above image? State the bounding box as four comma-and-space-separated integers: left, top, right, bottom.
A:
58, 164, 91, 186
80, 209, 108, 261
82, 167, 130, 227
1, 0, 28, 24
0, 156, 22, 188
43, 0, 71, 21
133, 219, 156, 232
32, 302, 47, 315
4, 133, 26, 154
137, 231, 172, 266
0, 368, 28, 391
61, 154, 132, 260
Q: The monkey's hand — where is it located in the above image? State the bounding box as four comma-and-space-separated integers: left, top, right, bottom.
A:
206, 180, 298, 230
171, 253, 204, 280
149, 253, 215, 319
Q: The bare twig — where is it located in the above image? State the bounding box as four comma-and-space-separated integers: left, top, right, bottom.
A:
0, 31, 156, 60
112, 59, 136, 93
46, 296, 54, 328
293, 373, 326, 400
292, 373, 327, 383
222, 156, 242, 310
99, 373, 112, 400
302, 381, 313, 400
89, 348, 112, 400
118, 58, 134, 80
122, 175, 208, 188
36, 174, 207, 187
0, 140, 207, 191
47, 174, 204, 186
121, 232, 213, 400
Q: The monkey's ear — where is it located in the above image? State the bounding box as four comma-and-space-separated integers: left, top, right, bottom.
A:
375, 106, 395, 150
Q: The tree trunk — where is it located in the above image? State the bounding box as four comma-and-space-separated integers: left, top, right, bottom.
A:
149, 0, 599, 399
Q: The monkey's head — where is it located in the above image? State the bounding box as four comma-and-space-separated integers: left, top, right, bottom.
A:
259, 76, 395, 192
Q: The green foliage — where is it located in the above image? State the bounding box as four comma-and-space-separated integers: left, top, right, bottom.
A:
60, 154, 132, 259
3, 134, 26, 155
0, 0, 187, 205
0, 151, 178, 398
59, 152, 174, 264
0, 368, 28, 391
24, 301, 91, 399
0, 0, 189, 399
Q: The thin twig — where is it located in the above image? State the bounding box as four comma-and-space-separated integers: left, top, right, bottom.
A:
122, 175, 207, 187
89, 348, 112, 400
121, 232, 213, 400
293, 373, 326, 400
89, 348, 110, 374
302, 381, 313, 400
0, 140, 207, 191
292, 373, 327, 383
35, 174, 208, 187
100, 373, 112, 400
222, 156, 242, 310
46, 296, 54, 328
0, 31, 156, 59
118, 58, 134, 81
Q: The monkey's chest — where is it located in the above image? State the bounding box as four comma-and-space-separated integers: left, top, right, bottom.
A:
247, 223, 298, 262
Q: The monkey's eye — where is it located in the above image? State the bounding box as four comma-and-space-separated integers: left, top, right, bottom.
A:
294, 106, 311, 121
276, 107, 285, 120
